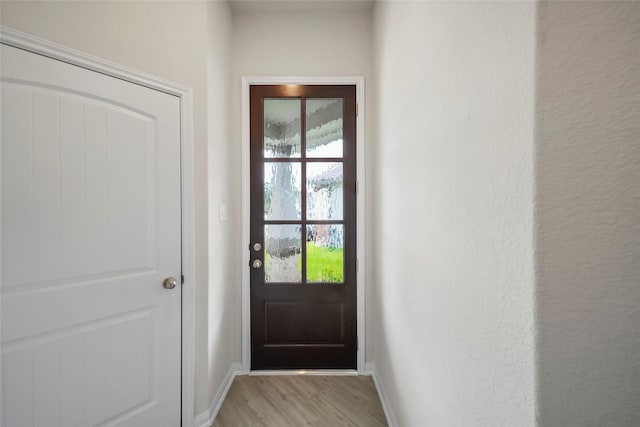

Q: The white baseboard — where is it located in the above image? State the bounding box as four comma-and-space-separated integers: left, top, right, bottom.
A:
363, 362, 398, 427
249, 369, 358, 376
194, 362, 243, 427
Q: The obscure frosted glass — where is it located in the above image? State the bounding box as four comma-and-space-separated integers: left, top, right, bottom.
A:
265, 225, 301, 283
307, 225, 344, 283
306, 99, 343, 158
264, 162, 301, 220
264, 99, 301, 158
307, 163, 343, 220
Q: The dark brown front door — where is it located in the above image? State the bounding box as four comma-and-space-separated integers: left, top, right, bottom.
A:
250, 85, 357, 370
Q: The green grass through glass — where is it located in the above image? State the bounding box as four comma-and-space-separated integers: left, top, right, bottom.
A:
305, 242, 344, 283
263, 243, 343, 283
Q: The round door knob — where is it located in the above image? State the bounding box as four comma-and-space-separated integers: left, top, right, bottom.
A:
163, 277, 178, 289
252, 259, 263, 269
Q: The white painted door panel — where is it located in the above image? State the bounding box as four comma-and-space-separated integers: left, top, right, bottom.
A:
1, 44, 181, 427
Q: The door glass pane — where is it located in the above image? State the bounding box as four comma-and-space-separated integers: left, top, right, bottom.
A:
264, 99, 301, 158
265, 162, 301, 220
306, 99, 343, 158
265, 225, 302, 283
307, 162, 343, 220
307, 225, 344, 283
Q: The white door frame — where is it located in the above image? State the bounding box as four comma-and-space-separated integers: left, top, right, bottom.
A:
241, 76, 366, 373
0, 27, 197, 427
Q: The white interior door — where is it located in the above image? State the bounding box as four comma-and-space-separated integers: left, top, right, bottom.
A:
1, 44, 182, 427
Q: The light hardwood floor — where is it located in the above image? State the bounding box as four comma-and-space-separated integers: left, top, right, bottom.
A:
212, 375, 388, 427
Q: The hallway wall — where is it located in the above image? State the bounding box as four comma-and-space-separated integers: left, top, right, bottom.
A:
205, 0, 238, 417
372, 2, 536, 425
535, 2, 640, 425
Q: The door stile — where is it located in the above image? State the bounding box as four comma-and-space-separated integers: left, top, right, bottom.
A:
300, 97, 308, 284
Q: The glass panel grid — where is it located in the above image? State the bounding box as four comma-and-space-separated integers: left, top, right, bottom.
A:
264, 98, 301, 158
264, 224, 302, 283
264, 162, 301, 220
262, 96, 347, 285
306, 163, 343, 220
306, 98, 343, 158
306, 224, 344, 283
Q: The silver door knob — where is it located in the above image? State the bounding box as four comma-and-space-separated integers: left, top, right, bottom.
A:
163, 277, 177, 289
252, 259, 262, 269
253, 242, 262, 252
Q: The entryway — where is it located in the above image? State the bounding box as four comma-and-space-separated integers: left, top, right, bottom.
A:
248, 84, 358, 370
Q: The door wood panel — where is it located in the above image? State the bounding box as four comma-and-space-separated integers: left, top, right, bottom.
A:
1, 44, 181, 426
250, 85, 357, 370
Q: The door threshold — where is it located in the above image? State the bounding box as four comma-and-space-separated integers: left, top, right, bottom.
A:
248, 369, 359, 376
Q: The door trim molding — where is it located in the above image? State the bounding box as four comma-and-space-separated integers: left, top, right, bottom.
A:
241, 76, 366, 373
0, 27, 197, 427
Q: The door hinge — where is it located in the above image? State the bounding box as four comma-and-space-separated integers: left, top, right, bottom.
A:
356, 258, 359, 273
356, 102, 359, 117
355, 181, 359, 195
357, 338, 359, 351
181, 274, 184, 285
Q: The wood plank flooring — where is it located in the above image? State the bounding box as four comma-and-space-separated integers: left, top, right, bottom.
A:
212, 375, 388, 427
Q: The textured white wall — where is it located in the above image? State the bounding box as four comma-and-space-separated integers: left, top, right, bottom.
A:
372, 2, 536, 425
535, 2, 640, 425
0, 0, 236, 416
205, 0, 240, 415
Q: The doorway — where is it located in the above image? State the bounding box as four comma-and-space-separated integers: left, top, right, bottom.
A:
249, 84, 358, 369
0, 29, 196, 426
